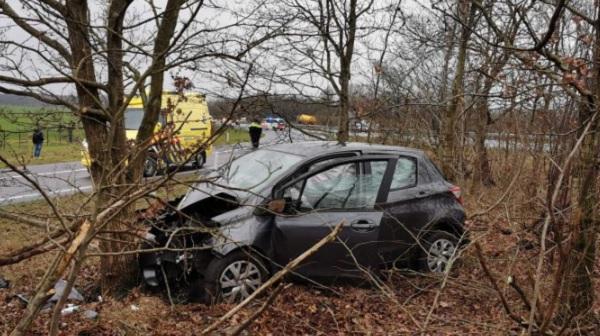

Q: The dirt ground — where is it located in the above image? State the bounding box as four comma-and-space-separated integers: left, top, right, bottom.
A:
1, 167, 600, 335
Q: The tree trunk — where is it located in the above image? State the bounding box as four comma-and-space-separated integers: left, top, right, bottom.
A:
336, 0, 357, 145
338, 70, 350, 144
559, 13, 600, 323
560, 103, 599, 321
437, 22, 457, 141
472, 112, 494, 187
65, 0, 139, 296
95, 0, 138, 297
440, 0, 474, 181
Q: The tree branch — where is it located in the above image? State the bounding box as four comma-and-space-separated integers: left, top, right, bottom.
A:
0, 0, 72, 62
201, 220, 345, 335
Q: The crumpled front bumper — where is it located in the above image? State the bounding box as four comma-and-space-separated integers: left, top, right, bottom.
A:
139, 241, 215, 288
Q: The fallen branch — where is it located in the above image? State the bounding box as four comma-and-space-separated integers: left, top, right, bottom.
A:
201, 220, 345, 335
55, 219, 91, 277
0, 239, 67, 266
0, 209, 49, 229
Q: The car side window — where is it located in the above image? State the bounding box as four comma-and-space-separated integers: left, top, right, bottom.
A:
285, 160, 388, 210
390, 158, 417, 189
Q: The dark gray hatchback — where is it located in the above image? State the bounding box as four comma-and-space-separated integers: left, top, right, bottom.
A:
139, 141, 466, 303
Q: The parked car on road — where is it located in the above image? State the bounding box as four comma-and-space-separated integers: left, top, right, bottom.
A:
275, 121, 286, 131
262, 116, 283, 130
139, 141, 466, 303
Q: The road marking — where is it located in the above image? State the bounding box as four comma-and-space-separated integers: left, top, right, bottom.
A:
0, 168, 88, 181
0, 185, 94, 204
0, 146, 251, 182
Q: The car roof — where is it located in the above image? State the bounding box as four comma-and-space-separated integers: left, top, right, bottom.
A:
264, 141, 426, 158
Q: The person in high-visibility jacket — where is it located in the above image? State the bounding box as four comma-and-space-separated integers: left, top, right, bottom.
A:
249, 119, 263, 149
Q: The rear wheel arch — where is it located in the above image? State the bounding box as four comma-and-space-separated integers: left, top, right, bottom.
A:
406, 218, 465, 269
411, 216, 467, 268
428, 219, 465, 238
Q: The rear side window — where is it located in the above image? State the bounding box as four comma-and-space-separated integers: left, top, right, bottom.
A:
391, 158, 416, 189
367, 157, 416, 190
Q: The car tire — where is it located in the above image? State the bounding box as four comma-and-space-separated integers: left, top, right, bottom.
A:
416, 231, 459, 273
193, 151, 205, 169
202, 250, 268, 304
143, 157, 158, 177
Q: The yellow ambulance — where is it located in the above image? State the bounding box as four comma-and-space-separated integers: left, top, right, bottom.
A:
81, 92, 212, 176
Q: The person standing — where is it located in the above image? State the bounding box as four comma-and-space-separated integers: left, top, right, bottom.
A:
248, 118, 262, 149
32, 126, 44, 158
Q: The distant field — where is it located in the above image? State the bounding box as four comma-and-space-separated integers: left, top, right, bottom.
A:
0, 104, 77, 130
0, 104, 83, 144
0, 105, 84, 167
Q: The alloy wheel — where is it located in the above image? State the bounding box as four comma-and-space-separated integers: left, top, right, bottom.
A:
426, 238, 456, 273
219, 260, 263, 302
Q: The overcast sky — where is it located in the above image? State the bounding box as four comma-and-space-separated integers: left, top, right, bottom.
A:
0, 0, 433, 101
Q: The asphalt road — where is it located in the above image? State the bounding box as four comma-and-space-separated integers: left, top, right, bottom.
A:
0, 128, 314, 205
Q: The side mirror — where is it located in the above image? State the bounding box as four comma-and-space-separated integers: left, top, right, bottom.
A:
253, 199, 286, 216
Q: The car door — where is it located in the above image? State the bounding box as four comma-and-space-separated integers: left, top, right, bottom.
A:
271, 156, 396, 278
374, 156, 434, 265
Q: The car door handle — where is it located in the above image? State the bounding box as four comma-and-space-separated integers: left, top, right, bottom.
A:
350, 219, 376, 232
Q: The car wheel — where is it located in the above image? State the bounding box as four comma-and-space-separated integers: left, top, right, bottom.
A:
417, 231, 458, 273
193, 151, 205, 168
143, 157, 158, 177
203, 251, 268, 303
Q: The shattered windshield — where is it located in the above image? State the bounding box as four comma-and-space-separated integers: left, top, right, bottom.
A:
223, 149, 303, 190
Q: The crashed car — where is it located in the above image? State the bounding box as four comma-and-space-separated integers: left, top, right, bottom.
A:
139, 141, 466, 303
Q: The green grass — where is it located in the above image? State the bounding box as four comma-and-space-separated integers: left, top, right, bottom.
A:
0, 141, 83, 167
213, 128, 252, 146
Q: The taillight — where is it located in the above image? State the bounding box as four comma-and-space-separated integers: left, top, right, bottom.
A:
449, 185, 463, 205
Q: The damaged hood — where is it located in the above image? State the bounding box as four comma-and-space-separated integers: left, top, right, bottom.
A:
176, 179, 256, 212
177, 148, 304, 214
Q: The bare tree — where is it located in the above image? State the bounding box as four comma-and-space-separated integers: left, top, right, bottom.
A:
0, 1, 283, 334
472, 0, 600, 330
254, 0, 382, 143
439, 0, 476, 181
